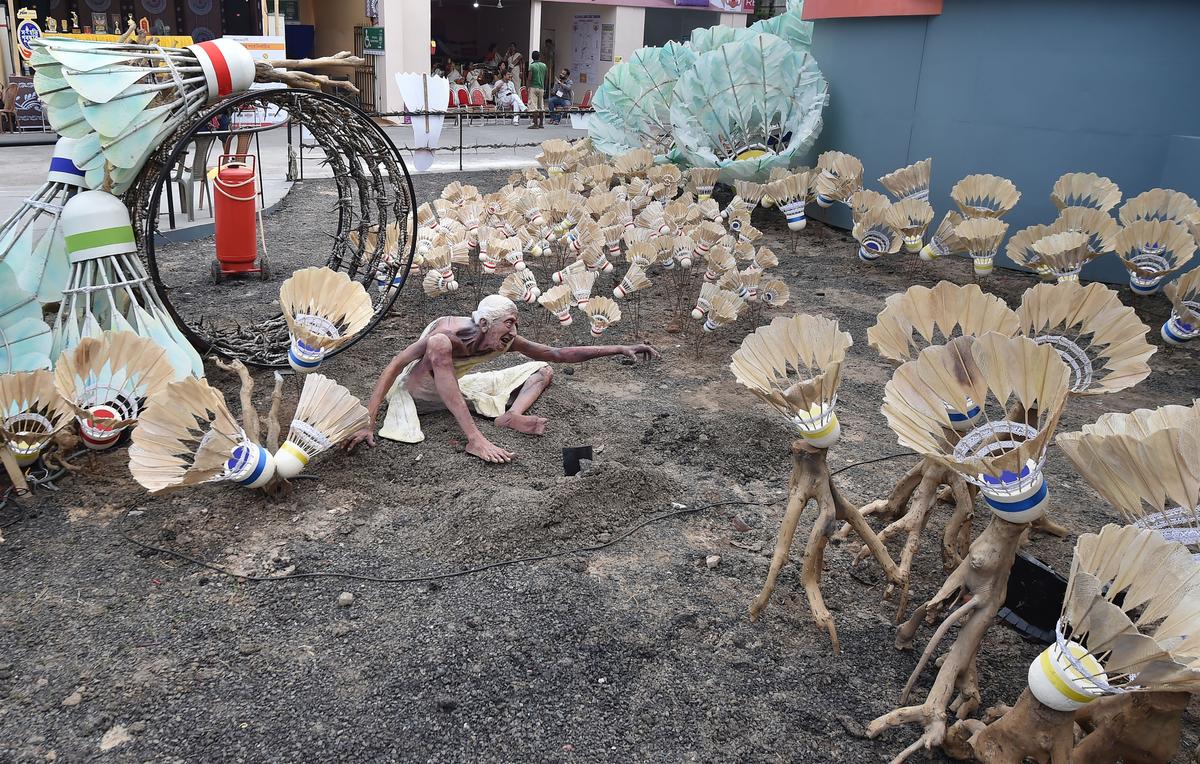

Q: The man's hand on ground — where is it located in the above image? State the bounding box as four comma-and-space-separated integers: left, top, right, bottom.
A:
343, 427, 377, 452
620, 344, 660, 362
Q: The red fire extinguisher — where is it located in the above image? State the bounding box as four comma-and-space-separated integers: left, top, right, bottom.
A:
212, 154, 269, 281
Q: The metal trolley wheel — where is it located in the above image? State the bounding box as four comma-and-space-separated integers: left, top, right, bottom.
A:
125, 89, 417, 368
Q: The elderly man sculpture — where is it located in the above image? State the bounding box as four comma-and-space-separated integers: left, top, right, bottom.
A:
345, 295, 658, 463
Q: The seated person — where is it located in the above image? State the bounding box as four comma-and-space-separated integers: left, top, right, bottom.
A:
493, 71, 525, 123
346, 295, 657, 463
547, 68, 573, 125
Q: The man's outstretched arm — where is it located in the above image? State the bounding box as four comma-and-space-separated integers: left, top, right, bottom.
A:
510, 336, 659, 364
343, 336, 430, 451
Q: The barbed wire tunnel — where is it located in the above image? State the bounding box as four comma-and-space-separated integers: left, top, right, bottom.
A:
126, 89, 417, 368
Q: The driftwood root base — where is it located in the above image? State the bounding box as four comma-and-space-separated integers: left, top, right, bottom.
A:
842, 458, 974, 620
1073, 691, 1189, 764
749, 440, 902, 652
867, 517, 1026, 764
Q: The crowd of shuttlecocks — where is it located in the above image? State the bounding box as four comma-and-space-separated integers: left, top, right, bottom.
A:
814, 152, 1200, 346
396, 139, 804, 336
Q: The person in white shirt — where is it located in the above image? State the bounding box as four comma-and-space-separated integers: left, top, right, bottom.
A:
493, 71, 526, 124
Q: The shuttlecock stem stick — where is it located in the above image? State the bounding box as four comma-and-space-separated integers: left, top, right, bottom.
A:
750, 440, 902, 653
265, 372, 285, 451
214, 358, 260, 443
867, 515, 1027, 763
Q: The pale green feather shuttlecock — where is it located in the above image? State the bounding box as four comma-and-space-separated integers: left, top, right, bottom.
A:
670, 33, 827, 183
588, 42, 696, 163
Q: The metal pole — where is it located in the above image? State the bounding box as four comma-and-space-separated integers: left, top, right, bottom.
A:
458, 111, 463, 172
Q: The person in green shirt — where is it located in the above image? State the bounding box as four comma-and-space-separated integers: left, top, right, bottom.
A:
526, 51, 547, 129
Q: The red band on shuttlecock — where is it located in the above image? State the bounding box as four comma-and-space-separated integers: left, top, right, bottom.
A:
196, 40, 234, 97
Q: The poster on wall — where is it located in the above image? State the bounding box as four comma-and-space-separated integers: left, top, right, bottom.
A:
600, 23, 614, 62
571, 13, 601, 87
10, 77, 45, 131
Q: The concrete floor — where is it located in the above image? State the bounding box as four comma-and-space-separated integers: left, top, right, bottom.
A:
0, 119, 586, 224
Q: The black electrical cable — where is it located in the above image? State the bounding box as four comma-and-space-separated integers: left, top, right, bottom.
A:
114, 451, 920, 586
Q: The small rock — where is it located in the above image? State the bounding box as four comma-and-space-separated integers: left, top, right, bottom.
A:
237, 643, 261, 656
731, 516, 752, 532
336, 592, 354, 607
562, 366, 575, 375
699, 433, 709, 443
45, 752, 57, 762
436, 697, 459, 712
597, 532, 612, 544
127, 510, 144, 517
99, 725, 132, 752
835, 714, 868, 739
705, 555, 722, 569
129, 722, 146, 734
333, 623, 352, 638
619, 357, 635, 366
61, 691, 83, 707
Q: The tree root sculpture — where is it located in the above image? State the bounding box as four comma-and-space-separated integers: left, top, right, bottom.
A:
750, 440, 903, 652
1072, 691, 1189, 764
944, 690, 1075, 763
836, 457, 975, 620
867, 517, 1026, 763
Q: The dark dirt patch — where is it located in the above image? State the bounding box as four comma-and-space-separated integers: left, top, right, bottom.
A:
2, 170, 1198, 763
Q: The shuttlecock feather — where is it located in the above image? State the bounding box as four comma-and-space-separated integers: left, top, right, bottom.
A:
275, 373, 368, 479
279, 267, 373, 373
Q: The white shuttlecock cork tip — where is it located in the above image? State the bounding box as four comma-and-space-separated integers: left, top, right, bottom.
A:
1027, 641, 1106, 712
187, 39, 256, 103
48, 136, 87, 187
60, 190, 136, 261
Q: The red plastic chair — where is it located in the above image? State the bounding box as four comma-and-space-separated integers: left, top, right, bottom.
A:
520, 86, 529, 104
580, 89, 592, 110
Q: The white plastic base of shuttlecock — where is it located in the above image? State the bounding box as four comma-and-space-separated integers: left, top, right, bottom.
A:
943, 399, 983, 432
589, 323, 609, 336
814, 194, 834, 209
274, 420, 333, 480
903, 236, 923, 254
791, 404, 840, 449
1128, 251, 1168, 295
858, 242, 884, 263
973, 255, 995, 277
553, 310, 573, 326
1133, 506, 1200, 550
919, 241, 946, 261
79, 400, 136, 450
288, 338, 328, 373
1161, 310, 1199, 345
1033, 334, 1094, 393
1130, 274, 1166, 295
980, 465, 1048, 524
1028, 639, 1108, 712
696, 187, 714, 201
1055, 270, 1081, 284
779, 200, 807, 231
224, 442, 276, 489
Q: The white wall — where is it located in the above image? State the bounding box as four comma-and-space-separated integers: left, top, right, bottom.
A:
380, 0, 433, 111
537, 1, 644, 97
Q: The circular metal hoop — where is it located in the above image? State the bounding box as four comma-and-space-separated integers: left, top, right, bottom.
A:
126, 89, 417, 368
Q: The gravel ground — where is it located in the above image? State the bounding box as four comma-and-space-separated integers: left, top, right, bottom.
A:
2, 170, 1198, 763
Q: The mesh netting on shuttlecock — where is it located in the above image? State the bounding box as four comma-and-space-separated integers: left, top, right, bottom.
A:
588, 42, 697, 163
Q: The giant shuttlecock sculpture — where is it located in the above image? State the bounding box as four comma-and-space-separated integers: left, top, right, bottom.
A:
30, 37, 255, 194
670, 33, 827, 183
279, 267, 374, 373
0, 370, 73, 496
766, 171, 812, 231
0, 136, 88, 305
920, 210, 964, 262
731, 313, 901, 650
1051, 172, 1121, 212
1029, 230, 1098, 283
53, 330, 180, 450
1118, 188, 1200, 227
951, 174, 1021, 219
583, 297, 622, 336
275, 373, 367, 480
879, 158, 931, 203
1114, 219, 1195, 296
1057, 402, 1200, 554
1016, 281, 1154, 398
1050, 205, 1119, 260
867, 334, 1071, 760
945, 524, 1200, 764
589, 42, 697, 163
0, 263, 53, 374
1005, 222, 1057, 280
1162, 268, 1200, 344
53, 190, 202, 377
852, 204, 902, 263
129, 375, 275, 492
849, 282, 1019, 617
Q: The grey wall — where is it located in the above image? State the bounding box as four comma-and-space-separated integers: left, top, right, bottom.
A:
643, 8, 721, 47
805, 0, 1200, 283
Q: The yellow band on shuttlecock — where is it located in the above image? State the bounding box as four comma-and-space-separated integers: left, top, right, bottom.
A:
801, 413, 839, 441
1038, 649, 1097, 705
279, 441, 310, 467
